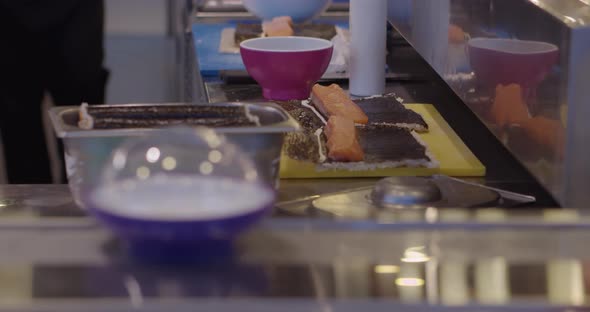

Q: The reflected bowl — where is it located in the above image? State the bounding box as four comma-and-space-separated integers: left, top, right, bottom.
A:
468, 38, 558, 89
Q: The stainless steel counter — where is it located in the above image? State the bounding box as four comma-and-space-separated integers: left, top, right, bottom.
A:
0, 185, 588, 311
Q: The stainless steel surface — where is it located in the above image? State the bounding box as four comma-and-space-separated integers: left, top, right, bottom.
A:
372, 177, 442, 209
283, 176, 536, 219
387, 0, 590, 208
49, 102, 299, 205
440, 175, 536, 204
0, 184, 547, 224
0, 185, 90, 228
0, 191, 587, 311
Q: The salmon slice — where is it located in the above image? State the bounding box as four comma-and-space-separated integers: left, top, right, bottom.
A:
448, 24, 466, 44
324, 116, 365, 162
520, 116, 565, 160
311, 84, 369, 124
272, 16, 293, 26
262, 20, 294, 37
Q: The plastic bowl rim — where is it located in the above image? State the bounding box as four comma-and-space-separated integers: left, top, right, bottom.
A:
240, 36, 334, 53
467, 37, 558, 55
85, 182, 276, 223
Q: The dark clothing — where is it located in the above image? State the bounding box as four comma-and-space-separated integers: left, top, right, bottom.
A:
0, 0, 108, 183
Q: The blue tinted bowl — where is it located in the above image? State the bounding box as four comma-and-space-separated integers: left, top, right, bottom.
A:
86, 194, 273, 264
242, 0, 332, 23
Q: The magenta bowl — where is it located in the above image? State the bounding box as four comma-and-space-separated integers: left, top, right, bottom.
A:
240, 37, 333, 101
468, 38, 558, 89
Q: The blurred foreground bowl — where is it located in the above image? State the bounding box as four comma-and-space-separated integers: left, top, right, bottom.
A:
84, 128, 275, 263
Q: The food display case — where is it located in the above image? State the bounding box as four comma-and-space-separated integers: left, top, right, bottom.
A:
187, 0, 590, 208
187, 0, 570, 210
2, 1, 590, 311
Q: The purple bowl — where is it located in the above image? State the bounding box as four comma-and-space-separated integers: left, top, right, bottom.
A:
91, 207, 271, 264
468, 38, 559, 89
85, 186, 274, 264
240, 37, 333, 100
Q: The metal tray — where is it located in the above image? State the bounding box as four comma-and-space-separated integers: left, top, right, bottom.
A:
49, 102, 300, 207
50, 102, 299, 137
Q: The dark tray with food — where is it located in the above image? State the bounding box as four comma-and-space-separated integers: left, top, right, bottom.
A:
276, 83, 485, 178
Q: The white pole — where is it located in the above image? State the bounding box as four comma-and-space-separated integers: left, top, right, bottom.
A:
349, 0, 387, 96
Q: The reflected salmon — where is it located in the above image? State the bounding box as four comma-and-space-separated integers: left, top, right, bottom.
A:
324, 116, 364, 162
490, 84, 530, 128
449, 24, 466, 44
311, 84, 369, 124
520, 116, 565, 160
